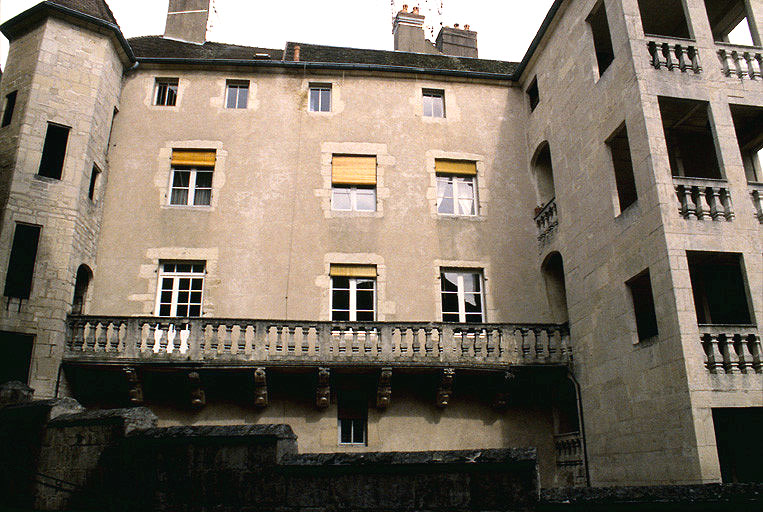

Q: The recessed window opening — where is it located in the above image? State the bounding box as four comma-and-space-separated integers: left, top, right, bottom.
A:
72, 264, 93, 315
2, 91, 17, 127
422, 89, 445, 118
687, 251, 752, 325
541, 252, 569, 323
169, 150, 216, 206
38, 123, 70, 179
626, 269, 659, 342
532, 143, 555, 207
225, 80, 249, 109
637, 0, 692, 38
704, 0, 758, 46
154, 78, 178, 106
607, 124, 638, 212
331, 155, 377, 212
588, 2, 615, 76
435, 159, 478, 216
330, 265, 376, 321
0, 332, 34, 385
4, 223, 41, 300
88, 164, 101, 201
658, 97, 723, 179
729, 104, 763, 182
440, 270, 485, 323
713, 408, 763, 483
156, 262, 205, 317
527, 78, 540, 111
309, 83, 332, 112
338, 391, 367, 446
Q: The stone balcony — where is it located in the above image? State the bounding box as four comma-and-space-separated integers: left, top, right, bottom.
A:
646, 36, 701, 74
750, 182, 763, 223
699, 324, 762, 374
64, 316, 572, 370
534, 197, 558, 245
673, 176, 734, 221
717, 43, 762, 80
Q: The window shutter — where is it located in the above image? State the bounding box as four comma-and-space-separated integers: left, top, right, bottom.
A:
330, 264, 377, 278
332, 156, 376, 186
435, 159, 477, 176
171, 149, 216, 168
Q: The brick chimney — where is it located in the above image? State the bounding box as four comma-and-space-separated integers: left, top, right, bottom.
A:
436, 24, 478, 58
164, 0, 210, 44
392, 5, 439, 54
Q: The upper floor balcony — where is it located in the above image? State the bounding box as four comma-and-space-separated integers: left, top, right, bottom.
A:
64, 316, 572, 370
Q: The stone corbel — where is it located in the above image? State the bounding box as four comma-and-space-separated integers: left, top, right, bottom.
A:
493, 371, 516, 410
436, 368, 455, 408
188, 371, 206, 409
254, 367, 268, 408
316, 367, 330, 409
124, 367, 143, 406
376, 367, 392, 409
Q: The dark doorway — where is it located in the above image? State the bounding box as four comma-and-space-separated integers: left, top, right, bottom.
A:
713, 408, 763, 482
0, 331, 34, 384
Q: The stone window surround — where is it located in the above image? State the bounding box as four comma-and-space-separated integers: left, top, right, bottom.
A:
213, 77, 260, 112
318, 254, 390, 321
426, 150, 488, 220
146, 76, 183, 109
302, 78, 345, 116
433, 259, 495, 323
412, 82, 461, 123
317, 143, 393, 219
156, 141, 227, 211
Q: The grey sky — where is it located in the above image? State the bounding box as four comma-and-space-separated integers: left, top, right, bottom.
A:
1, 1, 556, 66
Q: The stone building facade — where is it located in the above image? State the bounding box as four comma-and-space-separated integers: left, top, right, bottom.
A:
0, 0, 760, 489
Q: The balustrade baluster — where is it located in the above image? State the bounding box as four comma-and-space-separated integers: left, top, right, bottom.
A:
675, 45, 687, 72
718, 49, 731, 76
732, 51, 746, 78
751, 190, 763, 222
734, 334, 754, 373
535, 327, 548, 361
648, 41, 660, 68
720, 189, 734, 220
720, 335, 740, 374
748, 335, 762, 373
662, 43, 675, 70
702, 334, 723, 373
696, 188, 710, 219
230, 324, 241, 355
708, 188, 722, 220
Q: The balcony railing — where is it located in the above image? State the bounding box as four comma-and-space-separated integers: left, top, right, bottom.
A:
646, 37, 701, 74
534, 197, 558, 244
717, 45, 762, 80
673, 177, 734, 221
750, 183, 763, 223
65, 316, 572, 368
699, 325, 762, 374
554, 431, 584, 467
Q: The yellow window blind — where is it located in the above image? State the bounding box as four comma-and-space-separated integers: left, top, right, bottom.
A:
435, 159, 477, 176
171, 149, 216, 168
332, 155, 376, 186
330, 264, 377, 278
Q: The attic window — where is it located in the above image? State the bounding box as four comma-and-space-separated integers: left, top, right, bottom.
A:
253, 53, 272, 59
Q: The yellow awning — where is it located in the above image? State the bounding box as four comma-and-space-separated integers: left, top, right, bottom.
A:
435, 159, 477, 176
332, 155, 376, 186
330, 264, 377, 278
171, 149, 216, 168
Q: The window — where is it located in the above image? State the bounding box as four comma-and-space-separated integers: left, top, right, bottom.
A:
588, 1, 615, 76
226, 81, 249, 109
156, 262, 205, 317
88, 165, 101, 201
38, 123, 70, 179
607, 124, 638, 212
440, 270, 485, 323
704, 0, 758, 46
626, 269, 659, 342
422, 89, 445, 118
154, 78, 178, 106
0, 332, 34, 385
338, 392, 367, 445
309, 83, 331, 112
331, 155, 376, 212
330, 264, 376, 321
659, 97, 723, 179
527, 78, 539, 111
4, 223, 41, 300
687, 252, 752, 325
169, 149, 216, 206
436, 159, 477, 216
2, 91, 17, 127
729, 104, 763, 183
713, 408, 763, 483
637, 0, 691, 39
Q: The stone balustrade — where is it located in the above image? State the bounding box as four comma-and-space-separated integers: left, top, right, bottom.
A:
554, 431, 584, 467
700, 325, 762, 374
65, 316, 572, 368
673, 177, 734, 221
647, 38, 701, 73
750, 183, 763, 223
534, 197, 558, 244
718, 45, 763, 80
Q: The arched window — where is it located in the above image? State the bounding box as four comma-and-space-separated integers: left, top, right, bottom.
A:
532, 142, 556, 207
541, 252, 568, 323
72, 264, 93, 315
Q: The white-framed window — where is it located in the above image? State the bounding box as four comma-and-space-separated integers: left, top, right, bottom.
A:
331, 186, 376, 212
226, 81, 249, 109
423, 89, 445, 118
338, 393, 367, 445
170, 168, 213, 206
154, 78, 178, 106
331, 268, 376, 321
155, 262, 205, 317
437, 175, 476, 215
440, 270, 485, 323
309, 84, 331, 112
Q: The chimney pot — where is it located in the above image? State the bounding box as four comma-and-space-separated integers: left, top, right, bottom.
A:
294, 45, 300, 62
412, 6, 419, 14
454, 23, 460, 28
402, 4, 408, 12
464, 24, 470, 30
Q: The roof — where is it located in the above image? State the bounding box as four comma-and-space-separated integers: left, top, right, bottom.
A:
129, 36, 283, 61
47, 0, 119, 26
